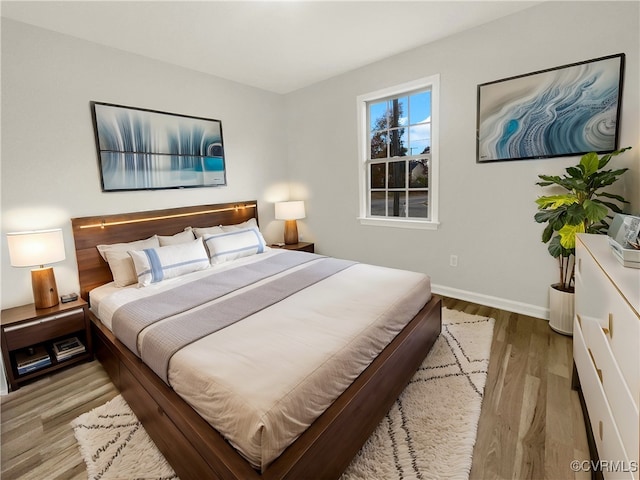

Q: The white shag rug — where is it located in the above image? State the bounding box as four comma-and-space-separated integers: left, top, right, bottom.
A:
72, 308, 494, 480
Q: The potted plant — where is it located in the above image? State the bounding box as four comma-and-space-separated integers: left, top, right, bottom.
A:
534, 146, 631, 334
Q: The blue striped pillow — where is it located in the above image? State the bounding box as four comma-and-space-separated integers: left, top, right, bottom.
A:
203, 227, 266, 264
128, 237, 210, 286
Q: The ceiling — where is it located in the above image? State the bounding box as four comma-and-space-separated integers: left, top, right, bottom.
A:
1, 1, 540, 94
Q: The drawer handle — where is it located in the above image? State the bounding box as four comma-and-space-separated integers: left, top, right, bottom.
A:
578, 257, 582, 274
3, 308, 83, 332
599, 420, 603, 441
601, 313, 613, 338
588, 349, 603, 384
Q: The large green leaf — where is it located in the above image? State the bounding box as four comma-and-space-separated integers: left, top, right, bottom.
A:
536, 175, 575, 191
565, 203, 586, 225
597, 191, 629, 203
566, 166, 584, 179
534, 210, 553, 223
535, 194, 578, 209
583, 199, 609, 223
535, 208, 567, 231
547, 236, 564, 258
593, 198, 625, 214
558, 223, 585, 249
598, 146, 631, 169
580, 152, 599, 176
592, 168, 629, 189
542, 223, 554, 243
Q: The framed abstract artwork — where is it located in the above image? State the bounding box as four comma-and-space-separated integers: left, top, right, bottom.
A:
91, 102, 227, 191
476, 53, 625, 163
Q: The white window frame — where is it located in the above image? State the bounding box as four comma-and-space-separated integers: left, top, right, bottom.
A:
356, 75, 440, 230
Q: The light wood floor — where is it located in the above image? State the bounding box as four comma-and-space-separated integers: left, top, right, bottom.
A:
444, 298, 591, 480
1, 298, 591, 479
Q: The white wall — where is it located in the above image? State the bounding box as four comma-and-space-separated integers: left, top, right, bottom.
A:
1, 19, 289, 309
2, 2, 639, 317
284, 1, 640, 318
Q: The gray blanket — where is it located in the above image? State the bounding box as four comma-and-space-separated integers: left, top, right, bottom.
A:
113, 251, 318, 354
112, 252, 355, 383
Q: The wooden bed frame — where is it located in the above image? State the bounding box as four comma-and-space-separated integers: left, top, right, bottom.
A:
71, 201, 442, 480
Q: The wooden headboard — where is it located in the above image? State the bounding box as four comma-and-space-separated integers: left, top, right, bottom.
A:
71, 201, 258, 301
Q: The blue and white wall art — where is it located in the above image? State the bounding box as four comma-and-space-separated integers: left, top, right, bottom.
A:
476, 54, 624, 163
91, 102, 227, 191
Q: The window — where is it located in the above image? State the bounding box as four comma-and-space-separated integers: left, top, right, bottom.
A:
357, 75, 439, 229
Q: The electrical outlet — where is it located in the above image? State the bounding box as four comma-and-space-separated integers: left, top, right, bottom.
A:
450, 255, 458, 267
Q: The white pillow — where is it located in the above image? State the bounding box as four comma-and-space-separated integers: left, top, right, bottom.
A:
129, 237, 210, 287
158, 227, 195, 246
96, 235, 159, 260
193, 225, 225, 238
220, 218, 267, 246
203, 227, 266, 264
97, 235, 160, 287
220, 218, 259, 231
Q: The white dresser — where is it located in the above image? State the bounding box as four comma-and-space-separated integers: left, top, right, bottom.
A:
574, 233, 639, 480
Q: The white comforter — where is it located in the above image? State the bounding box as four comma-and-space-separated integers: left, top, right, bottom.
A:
90, 250, 431, 470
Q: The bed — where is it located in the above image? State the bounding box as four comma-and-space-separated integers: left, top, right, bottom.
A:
71, 201, 442, 480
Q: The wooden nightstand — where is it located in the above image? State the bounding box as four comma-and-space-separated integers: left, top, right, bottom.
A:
1, 299, 92, 391
271, 242, 315, 253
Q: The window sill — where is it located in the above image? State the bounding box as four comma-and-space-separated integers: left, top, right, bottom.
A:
357, 217, 440, 230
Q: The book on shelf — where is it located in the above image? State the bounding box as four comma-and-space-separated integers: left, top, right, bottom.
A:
53, 336, 86, 361
15, 345, 52, 375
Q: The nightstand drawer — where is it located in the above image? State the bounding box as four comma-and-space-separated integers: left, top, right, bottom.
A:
4, 308, 85, 350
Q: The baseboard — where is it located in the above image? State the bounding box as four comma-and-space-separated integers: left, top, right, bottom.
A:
432, 284, 549, 320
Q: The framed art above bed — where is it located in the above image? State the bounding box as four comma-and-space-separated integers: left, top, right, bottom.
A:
90, 102, 227, 191
476, 53, 625, 163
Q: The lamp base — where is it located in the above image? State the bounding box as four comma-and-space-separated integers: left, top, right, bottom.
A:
283, 220, 299, 245
32, 267, 59, 309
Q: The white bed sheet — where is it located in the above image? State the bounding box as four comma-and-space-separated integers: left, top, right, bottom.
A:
90, 250, 432, 470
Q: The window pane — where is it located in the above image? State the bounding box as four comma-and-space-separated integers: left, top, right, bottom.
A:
408, 191, 428, 218
389, 128, 407, 157
370, 163, 386, 189
369, 101, 388, 131
409, 124, 430, 156
370, 191, 386, 216
409, 160, 429, 188
389, 97, 408, 128
388, 191, 406, 217
370, 131, 388, 159
409, 91, 431, 125
388, 161, 406, 188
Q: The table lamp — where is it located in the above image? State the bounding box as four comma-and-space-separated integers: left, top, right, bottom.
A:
275, 201, 306, 245
7, 229, 66, 309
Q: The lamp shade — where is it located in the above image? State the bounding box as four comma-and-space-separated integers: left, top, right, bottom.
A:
7, 229, 66, 267
275, 201, 306, 220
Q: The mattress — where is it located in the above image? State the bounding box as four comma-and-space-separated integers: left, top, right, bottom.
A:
90, 249, 431, 470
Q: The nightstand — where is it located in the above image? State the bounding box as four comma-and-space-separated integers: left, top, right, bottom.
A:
271, 242, 315, 253
1, 299, 92, 391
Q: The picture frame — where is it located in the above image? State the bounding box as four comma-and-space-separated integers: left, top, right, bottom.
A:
91, 102, 227, 191
476, 53, 625, 163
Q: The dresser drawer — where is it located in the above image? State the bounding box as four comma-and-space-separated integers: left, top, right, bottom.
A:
576, 249, 640, 406
605, 297, 640, 409
579, 314, 639, 462
574, 319, 634, 480
3, 308, 85, 350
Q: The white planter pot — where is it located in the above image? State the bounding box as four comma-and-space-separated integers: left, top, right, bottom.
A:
548, 284, 574, 336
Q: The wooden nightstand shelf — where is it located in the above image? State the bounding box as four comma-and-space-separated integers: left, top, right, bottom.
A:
1, 299, 92, 391
271, 242, 315, 253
